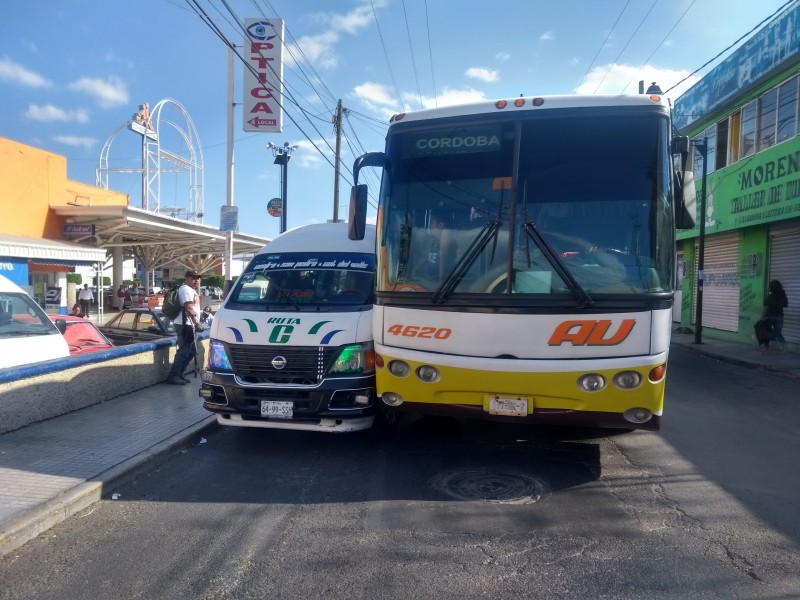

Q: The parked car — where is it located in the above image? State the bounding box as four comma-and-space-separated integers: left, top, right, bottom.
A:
99, 307, 175, 345
49, 315, 114, 355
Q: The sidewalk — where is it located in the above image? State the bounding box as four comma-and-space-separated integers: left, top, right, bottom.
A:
1, 332, 798, 557
670, 331, 800, 380
0, 378, 215, 557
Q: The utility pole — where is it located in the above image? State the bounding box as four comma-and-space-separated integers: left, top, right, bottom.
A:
693, 137, 708, 345
332, 99, 343, 223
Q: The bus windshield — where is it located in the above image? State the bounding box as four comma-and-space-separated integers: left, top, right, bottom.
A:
377, 110, 673, 300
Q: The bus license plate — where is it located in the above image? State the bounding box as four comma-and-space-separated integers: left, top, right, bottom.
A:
488, 396, 528, 417
261, 401, 293, 419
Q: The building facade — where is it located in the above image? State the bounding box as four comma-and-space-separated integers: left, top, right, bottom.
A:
673, 2, 800, 349
0, 137, 122, 313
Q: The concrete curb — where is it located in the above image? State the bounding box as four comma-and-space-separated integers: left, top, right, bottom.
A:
0, 416, 218, 557
675, 341, 800, 381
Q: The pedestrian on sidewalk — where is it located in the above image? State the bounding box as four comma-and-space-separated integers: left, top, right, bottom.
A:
763, 279, 789, 351
77, 284, 94, 318
115, 284, 126, 310
166, 271, 202, 385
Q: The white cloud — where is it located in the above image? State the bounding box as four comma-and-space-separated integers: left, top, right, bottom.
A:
52, 135, 97, 149
420, 87, 489, 109
0, 56, 51, 87
287, 0, 388, 69
539, 31, 555, 42
293, 138, 332, 170
354, 81, 489, 119
495, 52, 511, 63
354, 81, 401, 118
465, 67, 499, 83
575, 63, 699, 98
25, 104, 89, 123
68, 76, 128, 108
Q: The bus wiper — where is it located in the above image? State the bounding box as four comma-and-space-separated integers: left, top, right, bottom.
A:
433, 220, 502, 304
521, 221, 593, 308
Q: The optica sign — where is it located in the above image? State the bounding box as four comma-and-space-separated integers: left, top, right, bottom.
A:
242, 18, 284, 133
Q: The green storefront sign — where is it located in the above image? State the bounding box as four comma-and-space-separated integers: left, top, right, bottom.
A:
677, 139, 800, 240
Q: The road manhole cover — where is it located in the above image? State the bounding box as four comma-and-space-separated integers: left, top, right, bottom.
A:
432, 470, 545, 504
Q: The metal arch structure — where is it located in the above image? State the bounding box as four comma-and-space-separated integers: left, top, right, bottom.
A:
96, 98, 204, 223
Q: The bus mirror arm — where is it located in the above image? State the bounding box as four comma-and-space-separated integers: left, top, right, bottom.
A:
349, 152, 386, 241
672, 136, 696, 229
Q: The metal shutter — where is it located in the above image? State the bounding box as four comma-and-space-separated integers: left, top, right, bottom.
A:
768, 221, 800, 343
692, 232, 740, 332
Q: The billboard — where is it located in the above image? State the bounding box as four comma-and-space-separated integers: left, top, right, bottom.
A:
243, 18, 284, 133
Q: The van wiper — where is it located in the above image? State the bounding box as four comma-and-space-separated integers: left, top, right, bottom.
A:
521, 221, 593, 307
433, 220, 502, 304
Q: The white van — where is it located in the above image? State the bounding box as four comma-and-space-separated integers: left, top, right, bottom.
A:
0, 274, 70, 369
200, 223, 376, 432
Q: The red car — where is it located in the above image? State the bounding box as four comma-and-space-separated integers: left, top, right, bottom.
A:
49, 315, 115, 355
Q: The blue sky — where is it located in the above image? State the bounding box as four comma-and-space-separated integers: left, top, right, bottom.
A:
1, 0, 794, 241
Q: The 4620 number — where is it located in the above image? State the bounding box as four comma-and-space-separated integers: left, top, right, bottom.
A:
386, 324, 452, 339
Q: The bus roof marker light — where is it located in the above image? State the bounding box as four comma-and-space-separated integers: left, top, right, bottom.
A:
649, 95, 661, 103
495, 100, 507, 109
514, 98, 525, 107
532, 98, 544, 106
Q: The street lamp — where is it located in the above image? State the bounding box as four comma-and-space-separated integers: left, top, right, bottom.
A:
693, 137, 708, 345
268, 142, 299, 234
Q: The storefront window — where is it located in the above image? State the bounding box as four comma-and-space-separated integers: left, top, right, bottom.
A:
757, 88, 777, 151
777, 76, 798, 144
740, 101, 756, 158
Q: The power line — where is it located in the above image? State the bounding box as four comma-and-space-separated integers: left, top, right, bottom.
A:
370, 0, 406, 112
424, 0, 437, 107
620, 0, 696, 93
577, 0, 631, 90
593, 0, 659, 94
401, 0, 424, 107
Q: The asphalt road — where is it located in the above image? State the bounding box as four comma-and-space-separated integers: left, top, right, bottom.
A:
2, 346, 799, 599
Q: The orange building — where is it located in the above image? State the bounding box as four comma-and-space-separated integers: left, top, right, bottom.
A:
0, 137, 124, 312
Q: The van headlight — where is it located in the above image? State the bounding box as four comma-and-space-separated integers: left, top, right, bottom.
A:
208, 340, 232, 370
330, 342, 375, 374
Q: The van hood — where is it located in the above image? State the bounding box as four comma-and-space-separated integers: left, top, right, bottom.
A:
211, 309, 372, 346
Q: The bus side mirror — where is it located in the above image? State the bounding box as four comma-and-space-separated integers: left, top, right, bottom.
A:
675, 170, 696, 229
671, 136, 690, 154
348, 184, 368, 241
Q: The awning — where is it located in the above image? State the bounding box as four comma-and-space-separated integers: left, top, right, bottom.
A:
0, 234, 107, 266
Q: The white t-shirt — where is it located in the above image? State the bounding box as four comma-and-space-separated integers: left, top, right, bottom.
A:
173, 283, 200, 326
78, 287, 94, 300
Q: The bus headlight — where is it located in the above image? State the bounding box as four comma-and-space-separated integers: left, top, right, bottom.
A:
416, 365, 440, 383
613, 371, 643, 389
330, 342, 375, 374
208, 340, 232, 370
388, 360, 411, 377
577, 373, 606, 392
624, 408, 653, 423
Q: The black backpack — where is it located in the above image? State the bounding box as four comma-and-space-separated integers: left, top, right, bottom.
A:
162, 287, 182, 320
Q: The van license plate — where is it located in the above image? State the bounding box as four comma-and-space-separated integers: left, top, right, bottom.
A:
488, 396, 528, 417
261, 401, 293, 418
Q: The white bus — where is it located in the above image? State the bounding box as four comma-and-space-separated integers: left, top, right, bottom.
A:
347, 92, 695, 430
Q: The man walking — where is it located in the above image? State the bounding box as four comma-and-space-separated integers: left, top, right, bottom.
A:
166, 270, 202, 385
77, 284, 94, 318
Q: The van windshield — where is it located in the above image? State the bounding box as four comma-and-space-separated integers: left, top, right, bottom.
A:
227, 252, 375, 310
0, 292, 60, 337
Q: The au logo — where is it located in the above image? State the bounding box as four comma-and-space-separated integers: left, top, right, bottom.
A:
548, 319, 636, 346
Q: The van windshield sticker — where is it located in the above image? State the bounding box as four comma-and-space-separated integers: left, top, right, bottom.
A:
248, 252, 375, 273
